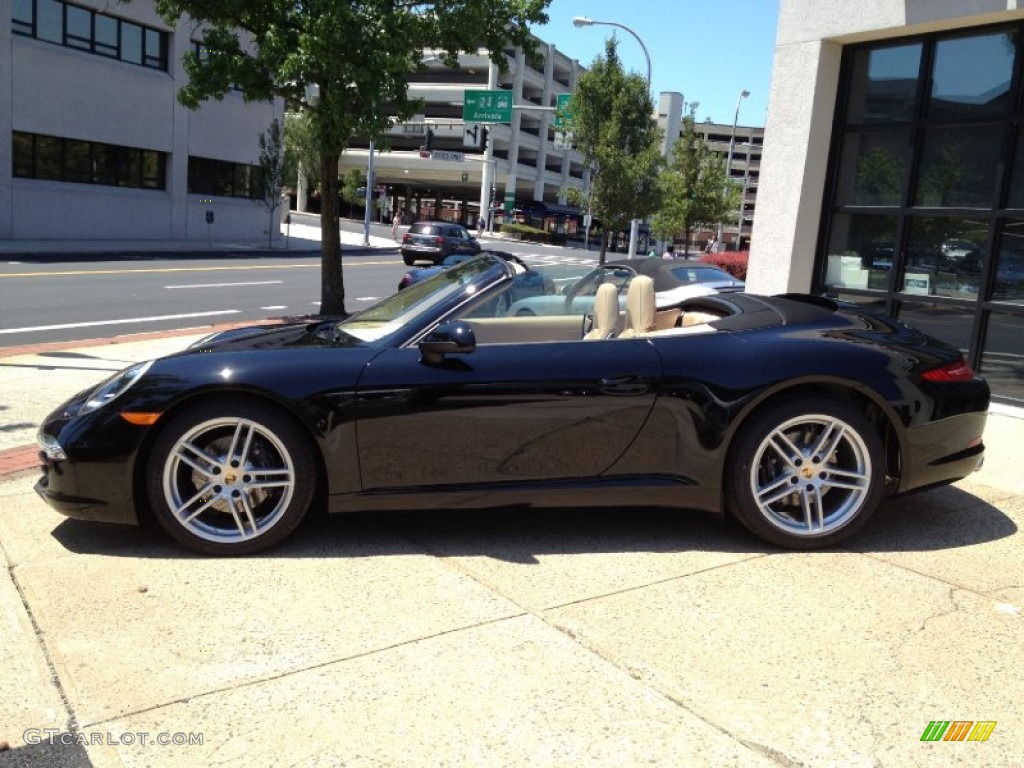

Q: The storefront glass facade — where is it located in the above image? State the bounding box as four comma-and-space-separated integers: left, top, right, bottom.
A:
819, 23, 1024, 403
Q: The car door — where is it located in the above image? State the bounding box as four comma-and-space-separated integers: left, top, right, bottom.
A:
354, 338, 661, 490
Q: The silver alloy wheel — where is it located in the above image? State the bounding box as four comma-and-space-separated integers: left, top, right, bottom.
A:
748, 413, 872, 537
161, 416, 296, 544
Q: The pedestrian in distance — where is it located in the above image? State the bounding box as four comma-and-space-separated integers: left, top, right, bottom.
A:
705, 237, 717, 254
662, 243, 676, 260
477, 216, 485, 235
391, 213, 400, 241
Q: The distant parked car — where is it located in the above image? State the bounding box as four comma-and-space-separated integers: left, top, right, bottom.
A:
400, 221, 480, 266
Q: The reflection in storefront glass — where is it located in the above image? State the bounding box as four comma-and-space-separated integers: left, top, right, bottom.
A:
903, 217, 987, 299
834, 130, 910, 207
981, 312, 1024, 403
914, 125, 1002, 208
845, 44, 922, 123
929, 31, 1014, 120
825, 214, 896, 292
993, 221, 1024, 303
897, 302, 973, 353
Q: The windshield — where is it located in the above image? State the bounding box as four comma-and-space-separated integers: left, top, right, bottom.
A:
336, 255, 505, 342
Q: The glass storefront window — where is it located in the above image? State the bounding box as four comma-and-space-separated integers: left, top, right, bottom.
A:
897, 301, 973, 354
825, 213, 896, 291
929, 31, 1015, 120
992, 220, 1024, 303
914, 125, 1002, 208
834, 130, 910, 206
1005, 126, 1024, 210
845, 44, 922, 124
980, 312, 1024, 403
904, 216, 987, 299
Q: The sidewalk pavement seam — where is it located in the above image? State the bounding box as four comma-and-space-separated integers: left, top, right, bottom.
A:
3, 543, 80, 737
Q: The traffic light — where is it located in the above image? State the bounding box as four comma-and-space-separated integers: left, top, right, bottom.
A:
481, 127, 489, 152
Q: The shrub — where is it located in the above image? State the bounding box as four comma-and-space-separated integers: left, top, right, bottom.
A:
496, 222, 566, 245
700, 250, 749, 281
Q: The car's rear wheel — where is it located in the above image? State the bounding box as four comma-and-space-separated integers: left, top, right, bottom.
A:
146, 399, 316, 556
725, 396, 885, 549
402, 254, 416, 266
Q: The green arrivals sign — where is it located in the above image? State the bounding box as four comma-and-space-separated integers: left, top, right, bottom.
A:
553, 93, 572, 128
463, 90, 513, 123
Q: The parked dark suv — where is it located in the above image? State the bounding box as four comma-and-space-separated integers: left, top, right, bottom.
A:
400, 221, 480, 266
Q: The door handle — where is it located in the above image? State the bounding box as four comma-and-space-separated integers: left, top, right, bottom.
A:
599, 376, 649, 396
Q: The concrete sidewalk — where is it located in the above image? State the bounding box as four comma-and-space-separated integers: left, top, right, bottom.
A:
0, 383, 1020, 767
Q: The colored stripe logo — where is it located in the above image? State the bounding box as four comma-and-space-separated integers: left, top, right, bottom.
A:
921, 721, 996, 742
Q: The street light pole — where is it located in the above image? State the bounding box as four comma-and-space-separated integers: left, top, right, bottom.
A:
362, 139, 375, 246
479, 61, 498, 233
572, 16, 651, 259
717, 88, 749, 251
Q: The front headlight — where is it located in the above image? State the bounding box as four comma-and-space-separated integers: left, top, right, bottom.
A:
79, 360, 153, 414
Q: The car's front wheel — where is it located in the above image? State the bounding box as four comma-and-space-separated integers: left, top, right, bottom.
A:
725, 396, 885, 549
146, 399, 316, 556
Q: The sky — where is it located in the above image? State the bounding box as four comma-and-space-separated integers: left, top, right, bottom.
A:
534, 0, 779, 128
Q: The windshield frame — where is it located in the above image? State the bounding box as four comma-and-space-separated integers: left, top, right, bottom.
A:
333, 253, 513, 346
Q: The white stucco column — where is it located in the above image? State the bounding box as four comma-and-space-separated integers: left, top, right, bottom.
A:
746, 39, 841, 295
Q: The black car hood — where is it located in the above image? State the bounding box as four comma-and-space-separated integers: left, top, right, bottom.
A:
183, 320, 355, 354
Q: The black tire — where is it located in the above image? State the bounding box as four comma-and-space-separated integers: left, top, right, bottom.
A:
402, 254, 415, 266
724, 396, 885, 549
146, 398, 316, 556
515, 308, 536, 317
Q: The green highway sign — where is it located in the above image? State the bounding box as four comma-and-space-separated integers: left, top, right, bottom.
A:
553, 93, 572, 128
463, 89, 513, 123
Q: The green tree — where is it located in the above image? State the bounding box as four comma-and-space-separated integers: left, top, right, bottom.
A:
283, 110, 320, 203
156, 0, 550, 316
340, 167, 366, 219
256, 118, 285, 249
565, 38, 663, 264
650, 109, 735, 256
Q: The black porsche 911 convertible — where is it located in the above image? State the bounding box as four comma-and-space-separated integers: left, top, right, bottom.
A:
36, 253, 989, 556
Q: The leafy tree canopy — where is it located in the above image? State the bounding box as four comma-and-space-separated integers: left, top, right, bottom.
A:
651, 108, 736, 255
156, 0, 551, 315
565, 38, 663, 263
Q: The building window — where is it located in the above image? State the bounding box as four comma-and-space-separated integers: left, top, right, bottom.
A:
12, 131, 167, 190
11, 0, 168, 72
188, 156, 261, 199
820, 22, 1024, 401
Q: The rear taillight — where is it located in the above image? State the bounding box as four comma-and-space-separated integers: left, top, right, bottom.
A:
435, 237, 445, 245
921, 359, 975, 382
402, 233, 410, 242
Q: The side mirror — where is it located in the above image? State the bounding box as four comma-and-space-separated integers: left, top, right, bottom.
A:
419, 320, 476, 364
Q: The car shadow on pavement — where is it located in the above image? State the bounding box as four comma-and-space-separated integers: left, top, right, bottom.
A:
47, 484, 1015, 561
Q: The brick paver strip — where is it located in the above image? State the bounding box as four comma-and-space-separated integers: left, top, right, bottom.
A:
0, 445, 39, 479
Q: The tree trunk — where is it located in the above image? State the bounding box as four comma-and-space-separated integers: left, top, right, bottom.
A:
319, 149, 346, 317
599, 230, 608, 265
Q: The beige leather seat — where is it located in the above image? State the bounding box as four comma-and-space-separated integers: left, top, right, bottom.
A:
583, 282, 619, 340
618, 275, 657, 338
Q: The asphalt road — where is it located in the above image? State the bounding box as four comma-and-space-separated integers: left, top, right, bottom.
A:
0, 221, 602, 348
0, 250, 407, 348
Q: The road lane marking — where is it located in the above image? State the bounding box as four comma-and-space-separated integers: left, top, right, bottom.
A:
0, 260, 398, 278
0, 310, 241, 335
260, 305, 288, 310
165, 280, 284, 289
